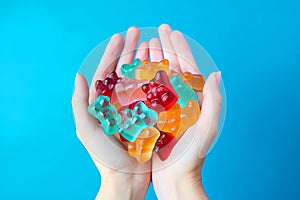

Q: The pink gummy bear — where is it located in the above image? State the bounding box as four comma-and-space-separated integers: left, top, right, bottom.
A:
114, 77, 147, 106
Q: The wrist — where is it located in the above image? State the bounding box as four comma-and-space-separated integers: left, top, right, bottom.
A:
152, 170, 208, 200
96, 172, 150, 200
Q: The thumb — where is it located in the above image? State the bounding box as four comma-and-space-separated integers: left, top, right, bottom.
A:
71, 74, 131, 169
196, 71, 222, 158
72, 74, 97, 136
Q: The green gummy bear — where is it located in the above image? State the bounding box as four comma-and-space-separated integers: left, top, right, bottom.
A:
119, 101, 158, 142
121, 58, 142, 79
88, 95, 122, 135
170, 75, 199, 108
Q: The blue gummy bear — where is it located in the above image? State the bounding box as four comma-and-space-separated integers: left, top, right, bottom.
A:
88, 95, 122, 135
119, 101, 158, 142
170, 75, 199, 107
121, 58, 142, 79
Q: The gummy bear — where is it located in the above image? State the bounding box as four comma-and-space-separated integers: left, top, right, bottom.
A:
135, 59, 169, 81
170, 75, 199, 108
169, 70, 205, 91
119, 101, 158, 142
154, 131, 177, 161
156, 104, 182, 134
95, 71, 121, 99
114, 76, 147, 106
119, 132, 130, 143
88, 95, 122, 135
142, 70, 178, 112
128, 127, 160, 163
117, 101, 148, 115
182, 71, 205, 91
157, 100, 200, 139
121, 58, 142, 79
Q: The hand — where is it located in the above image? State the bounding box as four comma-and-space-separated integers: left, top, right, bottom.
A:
151, 24, 222, 200
72, 27, 151, 200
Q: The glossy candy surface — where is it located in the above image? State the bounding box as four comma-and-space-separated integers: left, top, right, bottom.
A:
170, 70, 205, 91
128, 127, 160, 163
88, 96, 122, 135
157, 100, 200, 139
156, 104, 182, 135
88, 58, 204, 162
170, 75, 199, 107
95, 71, 121, 99
119, 101, 158, 142
154, 131, 177, 161
182, 71, 205, 91
135, 59, 169, 81
142, 70, 178, 111
114, 77, 147, 106
121, 58, 142, 79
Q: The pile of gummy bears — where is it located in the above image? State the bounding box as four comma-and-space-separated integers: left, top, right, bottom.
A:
88, 59, 204, 163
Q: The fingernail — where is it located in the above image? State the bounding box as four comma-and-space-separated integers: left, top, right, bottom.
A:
216, 71, 221, 85
75, 73, 79, 85
172, 30, 182, 36
73, 73, 79, 94
73, 73, 78, 94
159, 24, 171, 30
128, 26, 137, 31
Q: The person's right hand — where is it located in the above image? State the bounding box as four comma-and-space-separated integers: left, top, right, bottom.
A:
72, 27, 151, 200
150, 24, 222, 200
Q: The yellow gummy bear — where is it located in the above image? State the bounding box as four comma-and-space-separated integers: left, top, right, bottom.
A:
135, 59, 169, 81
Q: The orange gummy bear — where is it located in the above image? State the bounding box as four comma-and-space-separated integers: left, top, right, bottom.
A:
170, 70, 205, 91
157, 100, 200, 139
135, 59, 169, 81
156, 104, 182, 135
127, 127, 160, 163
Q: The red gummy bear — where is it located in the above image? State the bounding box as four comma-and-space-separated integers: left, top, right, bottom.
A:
95, 71, 121, 99
119, 133, 130, 143
142, 70, 178, 112
154, 131, 177, 161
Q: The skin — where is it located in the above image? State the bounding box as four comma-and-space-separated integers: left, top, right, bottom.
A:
152, 24, 222, 200
72, 24, 222, 199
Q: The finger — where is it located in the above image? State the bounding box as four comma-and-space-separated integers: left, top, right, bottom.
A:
158, 24, 181, 72
72, 75, 150, 172
195, 72, 222, 158
170, 30, 199, 74
149, 38, 163, 61
116, 26, 140, 76
135, 42, 149, 61
72, 74, 131, 164
72, 74, 98, 135
90, 34, 124, 103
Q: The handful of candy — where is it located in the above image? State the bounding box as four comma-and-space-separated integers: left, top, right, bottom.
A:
88, 59, 205, 163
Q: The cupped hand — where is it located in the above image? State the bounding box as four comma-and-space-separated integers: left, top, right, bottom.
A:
72, 24, 222, 200
72, 27, 151, 200
151, 24, 222, 200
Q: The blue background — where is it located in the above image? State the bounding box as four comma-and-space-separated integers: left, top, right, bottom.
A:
0, 0, 299, 199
